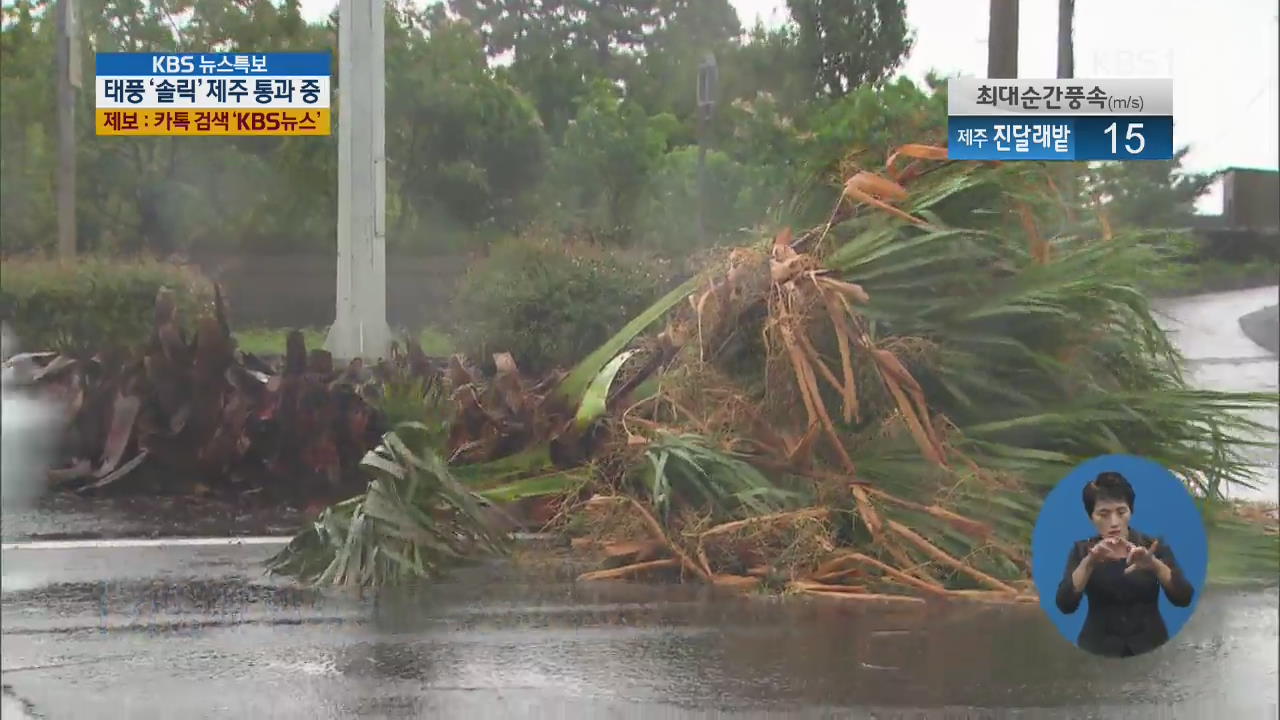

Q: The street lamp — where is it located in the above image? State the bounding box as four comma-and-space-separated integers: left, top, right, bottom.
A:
696, 53, 718, 247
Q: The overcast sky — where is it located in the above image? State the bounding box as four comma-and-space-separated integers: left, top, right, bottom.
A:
297, 1, 1278, 211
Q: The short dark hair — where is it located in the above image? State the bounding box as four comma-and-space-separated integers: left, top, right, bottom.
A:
1083, 471, 1135, 515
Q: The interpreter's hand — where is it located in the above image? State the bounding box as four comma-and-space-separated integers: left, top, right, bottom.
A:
1087, 536, 1132, 565
1124, 540, 1162, 575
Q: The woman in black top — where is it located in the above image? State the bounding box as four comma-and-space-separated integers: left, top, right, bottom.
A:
1055, 471, 1195, 658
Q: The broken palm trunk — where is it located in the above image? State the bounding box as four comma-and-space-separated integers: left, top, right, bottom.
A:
5, 287, 394, 500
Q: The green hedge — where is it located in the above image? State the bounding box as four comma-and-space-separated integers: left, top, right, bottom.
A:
453, 236, 677, 374
0, 257, 213, 353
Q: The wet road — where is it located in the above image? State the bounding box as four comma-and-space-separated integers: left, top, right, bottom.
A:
2, 541, 1277, 719
1154, 285, 1280, 503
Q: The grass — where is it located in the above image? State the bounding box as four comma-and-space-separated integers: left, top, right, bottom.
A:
233, 325, 454, 357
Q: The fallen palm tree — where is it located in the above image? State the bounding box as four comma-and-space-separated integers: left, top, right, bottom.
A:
266, 146, 1278, 594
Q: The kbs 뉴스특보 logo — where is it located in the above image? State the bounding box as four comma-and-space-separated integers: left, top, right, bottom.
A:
93, 52, 331, 136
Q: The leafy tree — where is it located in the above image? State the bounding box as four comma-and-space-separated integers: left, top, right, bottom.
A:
385, 14, 549, 249
717, 22, 809, 111
620, 0, 742, 130
803, 76, 946, 183
544, 79, 678, 243
633, 146, 781, 255
449, 0, 665, 64
450, 0, 675, 143
0, 1, 57, 253
785, 0, 913, 98
1082, 147, 1218, 230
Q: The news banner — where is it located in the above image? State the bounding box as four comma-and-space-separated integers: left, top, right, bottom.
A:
95, 52, 331, 136
947, 78, 1173, 161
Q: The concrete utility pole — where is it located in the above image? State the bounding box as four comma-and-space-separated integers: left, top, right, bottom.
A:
326, 0, 392, 360
56, 0, 80, 260
987, 0, 1019, 79
696, 53, 717, 249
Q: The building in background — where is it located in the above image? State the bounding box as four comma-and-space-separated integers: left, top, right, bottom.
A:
1192, 168, 1280, 262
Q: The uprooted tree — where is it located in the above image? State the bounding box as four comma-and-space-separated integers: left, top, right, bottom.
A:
260, 145, 1279, 599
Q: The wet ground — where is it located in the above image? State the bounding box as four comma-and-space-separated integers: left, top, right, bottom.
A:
1, 286, 1277, 718
0, 493, 311, 544
1, 541, 1277, 719
1154, 285, 1280, 504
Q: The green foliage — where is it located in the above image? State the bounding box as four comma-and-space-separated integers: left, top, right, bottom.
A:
786, 0, 913, 98
619, 0, 743, 126
0, 257, 212, 353
719, 23, 811, 112
1082, 146, 1219, 231
264, 427, 506, 587
543, 80, 679, 243
453, 234, 676, 374
452, 0, 672, 142
576, 350, 635, 430
387, 16, 550, 247
632, 146, 784, 255
374, 380, 453, 448
554, 272, 704, 405
631, 432, 807, 523
804, 76, 948, 174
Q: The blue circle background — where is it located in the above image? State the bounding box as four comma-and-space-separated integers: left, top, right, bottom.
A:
1031, 454, 1208, 649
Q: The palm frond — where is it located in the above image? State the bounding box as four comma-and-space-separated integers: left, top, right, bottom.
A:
265, 427, 506, 587
631, 432, 809, 523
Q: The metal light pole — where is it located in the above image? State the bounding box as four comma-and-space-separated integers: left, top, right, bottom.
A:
696, 53, 717, 248
326, 0, 392, 361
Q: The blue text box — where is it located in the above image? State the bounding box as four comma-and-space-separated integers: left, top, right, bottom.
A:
947, 116, 1076, 161
947, 115, 1173, 161
95, 52, 332, 77
1074, 116, 1173, 161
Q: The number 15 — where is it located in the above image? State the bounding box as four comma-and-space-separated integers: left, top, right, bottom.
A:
1105, 122, 1145, 155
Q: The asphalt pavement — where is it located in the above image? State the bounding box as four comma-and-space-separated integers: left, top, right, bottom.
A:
2, 538, 1277, 719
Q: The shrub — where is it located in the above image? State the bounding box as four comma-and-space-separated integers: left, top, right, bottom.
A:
453, 235, 677, 374
0, 256, 213, 353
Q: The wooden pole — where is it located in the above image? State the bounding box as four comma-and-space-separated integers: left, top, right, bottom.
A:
1057, 0, 1075, 79
987, 0, 1019, 79
56, 0, 79, 260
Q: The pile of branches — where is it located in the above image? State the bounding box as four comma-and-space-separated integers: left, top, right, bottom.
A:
1, 287, 435, 501
267, 144, 1280, 594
